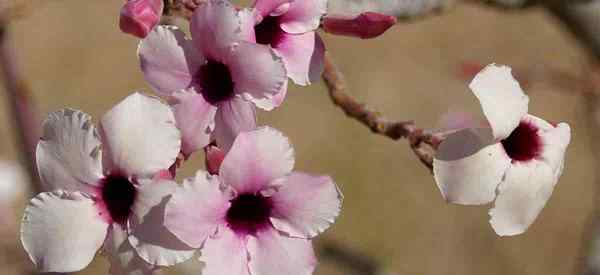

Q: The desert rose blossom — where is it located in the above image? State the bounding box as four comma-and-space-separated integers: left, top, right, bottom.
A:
164, 127, 343, 275
20, 93, 194, 274
433, 64, 571, 236
120, 0, 164, 38
139, 0, 287, 155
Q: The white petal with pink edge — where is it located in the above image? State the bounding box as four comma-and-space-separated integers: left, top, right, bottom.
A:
275, 31, 325, 86
20, 190, 108, 273
433, 128, 511, 205
220, 127, 294, 194
489, 161, 557, 236
165, 171, 230, 248
190, 0, 244, 60
279, 0, 327, 34
247, 228, 317, 275
253, 0, 293, 19
100, 93, 181, 178
36, 109, 103, 192
213, 97, 257, 152
128, 178, 195, 266
171, 89, 218, 157
104, 224, 159, 275
228, 41, 287, 110
469, 64, 529, 141
269, 172, 342, 238
138, 26, 203, 96
199, 226, 250, 275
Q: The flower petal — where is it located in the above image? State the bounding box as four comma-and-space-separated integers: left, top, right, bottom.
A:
171, 89, 218, 157
279, 0, 327, 34
36, 109, 102, 192
190, 0, 243, 59
250, 78, 289, 110
100, 93, 181, 178
128, 178, 195, 266
269, 172, 342, 238
275, 31, 324, 86
104, 224, 159, 275
247, 228, 316, 275
165, 171, 230, 248
523, 114, 571, 176
469, 64, 529, 141
200, 226, 250, 275
228, 41, 287, 110
253, 0, 293, 18
213, 97, 257, 152
139, 25, 204, 96
433, 128, 511, 205
220, 127, 294, 194
20, 191, 108, 272
489, 161, 557, 236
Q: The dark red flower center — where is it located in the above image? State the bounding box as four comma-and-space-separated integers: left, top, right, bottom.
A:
226, 193, 273, 235
501, 121, 542, 162
99, 173, 137, 224
197, 59, 235, 104
254, 16, 284, 47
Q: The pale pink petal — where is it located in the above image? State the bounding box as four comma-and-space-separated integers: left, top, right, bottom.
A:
139, 26, 204, 96
199, 226, 250, 275
469, 64, 529, 141
433, 128, 511, 205
165, 171, 230, 248
251, 78, 288, 109
247, 228, 316, 275
253, 0, 293, 18
275, 31, 324, 86
228, 41, 287, 110
171, 89, 218, 156
100, 93, 181, 178
190, 0, 243, 60
489, 161, 557, 236
220, 127, 294, 194
128, 178, 195, 266
36, 109, 102, 192
104, 224, 159, 275
239, 8, 257, 42
269, 172, 342, 238
279, 0, 327, 34
20, 191, 108, 272
213, 97, 257, 152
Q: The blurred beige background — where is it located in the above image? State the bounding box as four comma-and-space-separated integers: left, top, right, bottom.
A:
0, 1, 597, 274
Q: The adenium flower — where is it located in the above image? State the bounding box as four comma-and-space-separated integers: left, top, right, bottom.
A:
433, 64, 571, 236
20, 93, 194, 274
120, 0, 164, 38
248, 0, 326, 90
139, 0, 287, 155
164, 127, 343, 275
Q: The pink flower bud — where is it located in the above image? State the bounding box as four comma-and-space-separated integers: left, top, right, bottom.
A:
322, 12, 397, 39
119, 0, 164, 38
204, 144, 225, 175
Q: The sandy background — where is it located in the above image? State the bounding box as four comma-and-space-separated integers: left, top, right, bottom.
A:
0, 1, 597, 274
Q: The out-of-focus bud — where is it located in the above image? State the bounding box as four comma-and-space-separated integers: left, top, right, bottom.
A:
204, 144, 225, 175
119, 0, 164, 38
322, 12, 397, 39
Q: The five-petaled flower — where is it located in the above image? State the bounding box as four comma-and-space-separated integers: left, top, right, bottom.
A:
20, 93, 194, 274
139, 0, 287, 155
164, 127, 343, 275
433, 64, 571, 236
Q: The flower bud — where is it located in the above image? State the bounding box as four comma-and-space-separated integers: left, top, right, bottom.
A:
119, 0, 164, 38
204, 144, 225, 175
322, 12, 396, 39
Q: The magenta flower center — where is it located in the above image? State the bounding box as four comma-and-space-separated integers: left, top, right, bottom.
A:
501, 121, 542, 162
226, 193, 273, 235
254, 16, 284, 47
100, 173, 137, 224
197, 60, 235, 104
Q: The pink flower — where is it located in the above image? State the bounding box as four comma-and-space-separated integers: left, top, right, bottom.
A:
139, 0, 287, 155
164, 127, 343, 275
433, 64, 571, 236
120, 0, 164, 38
20, 93, 194, 273
248, 0, 326, 91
